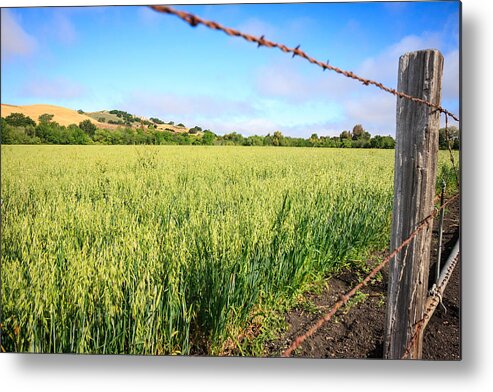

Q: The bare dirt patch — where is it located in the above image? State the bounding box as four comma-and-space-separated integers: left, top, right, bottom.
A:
267, 196, 460, 360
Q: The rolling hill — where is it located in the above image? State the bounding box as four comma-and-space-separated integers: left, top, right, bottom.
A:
1, 104, 190, 133
0, 104, 110, 128
85, 110, 189, 133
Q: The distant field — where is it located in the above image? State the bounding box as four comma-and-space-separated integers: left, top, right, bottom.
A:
0, 146, 457, 355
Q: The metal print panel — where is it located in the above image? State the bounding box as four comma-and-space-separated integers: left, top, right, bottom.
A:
0, 1, 460, 359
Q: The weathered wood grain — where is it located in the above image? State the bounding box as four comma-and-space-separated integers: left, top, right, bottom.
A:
384, 49, 444, 359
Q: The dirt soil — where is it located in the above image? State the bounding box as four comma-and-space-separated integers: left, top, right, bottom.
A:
267, 196, 460, 360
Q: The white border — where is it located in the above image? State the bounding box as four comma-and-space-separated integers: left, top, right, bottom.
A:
1, 1, 492, 391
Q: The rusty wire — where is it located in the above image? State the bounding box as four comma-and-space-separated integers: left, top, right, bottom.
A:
149, 5, 460, 123
401, 243, 460, 359
281, 193, 459, 358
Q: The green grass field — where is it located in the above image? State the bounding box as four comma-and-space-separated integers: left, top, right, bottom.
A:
0, 145, 457, 355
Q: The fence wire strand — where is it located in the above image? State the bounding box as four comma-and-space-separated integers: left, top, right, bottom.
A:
281, 193, 459, 357
149, 5, 460, 123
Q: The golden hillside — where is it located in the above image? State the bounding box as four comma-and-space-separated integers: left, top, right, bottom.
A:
1, 104, 189, 133
0, 103, 112, 128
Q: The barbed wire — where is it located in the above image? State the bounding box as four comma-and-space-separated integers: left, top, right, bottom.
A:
149, 5, 460, 123
401, 243, 460, 359
281, 193, 459, 357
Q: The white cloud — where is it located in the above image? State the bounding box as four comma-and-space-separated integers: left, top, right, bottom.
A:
442, 49, 459, 101
342, 93, 396, 134
355, 35, 459, 131
254, 60, 307, 100
358, 33, 443, 86
118, 90, 345, 137
121, 10, 459, 138
1, 9, 37, 59
256, 31, 450, 104
120, 91, 257, 122
254, 57, 357, 103
252, 29, 458, 136
112, 24, 458, 138
21, 77, 86, 99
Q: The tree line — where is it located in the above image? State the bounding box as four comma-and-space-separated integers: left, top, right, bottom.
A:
0, 112, 459, 149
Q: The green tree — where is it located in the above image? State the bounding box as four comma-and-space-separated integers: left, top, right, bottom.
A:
318, 136, 336, 148
245, 135, 264, 146
36, 121, 62, 143
38, 113, 55, 124
202, 130, 216, 145
381, 136, 395, 149
67, 124, 91, 144
1, 123, 40, 144
189, 126, 202, 134
176, 133, 192, 145
309, 133, 319, 147
263, 134, 273, 146
439, 126, 459, 150
340, 130, 351, 141
370, 135, 395, 149
4, 113, 36, 127
272, 131, 284, 146
340, 138, 352, 148
223, 132, 244, 145
352, 124, 365, 140
351, 138, 370, 148
79, 119, 97, 137
93, 129, 112, 144
150, 117, 164, 125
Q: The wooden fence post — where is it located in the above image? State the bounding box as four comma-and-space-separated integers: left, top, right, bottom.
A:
384, 49, 444, 359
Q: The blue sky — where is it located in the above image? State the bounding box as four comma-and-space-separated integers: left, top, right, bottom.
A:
1, 1, 460, 137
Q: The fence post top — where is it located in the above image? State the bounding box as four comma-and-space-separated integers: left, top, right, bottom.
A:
400, 49, 443, 59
